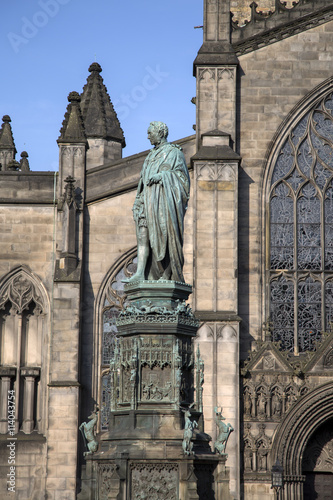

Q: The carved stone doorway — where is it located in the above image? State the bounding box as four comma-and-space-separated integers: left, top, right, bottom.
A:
302, 419, 333, 500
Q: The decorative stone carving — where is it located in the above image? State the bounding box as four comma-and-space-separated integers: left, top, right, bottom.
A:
285, 385, 297, 412
271, 387, 282, 419
0, 270, 44, 315
257, 442, 269, 471
217, 67, 235, 80
244, 446, 253, 473
263, 352, 275, 370
214, 406, 234, 455
232, 1, 333, 57
130, 462, 178, 500
242, 422, 272, 474
98, 463, 117, 500
197, 163, 235, 182
79, 409, 99, 456
256, 390, 267, 419
244, 386, 253, 418
323, 348, 333, 369
198, 67, 216, 81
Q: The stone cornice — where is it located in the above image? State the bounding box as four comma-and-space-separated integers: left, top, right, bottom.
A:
233, 3, 333, 56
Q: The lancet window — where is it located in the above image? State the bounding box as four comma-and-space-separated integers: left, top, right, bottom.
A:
0, 268, 47, 434
269, 91, 333, 354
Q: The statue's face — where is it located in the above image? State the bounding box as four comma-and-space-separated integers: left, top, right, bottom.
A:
147, 126, 160, 146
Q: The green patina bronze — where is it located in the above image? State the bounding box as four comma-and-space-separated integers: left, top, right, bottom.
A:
126, 121, 190, 283
214, 406, 234, 455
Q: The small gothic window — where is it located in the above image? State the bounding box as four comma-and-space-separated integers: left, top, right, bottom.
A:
269, 92, 333, 353
0, 270, 46, 434
100, 256, 137, 431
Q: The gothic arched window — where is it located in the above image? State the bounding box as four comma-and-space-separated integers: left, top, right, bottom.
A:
0, 267, 47, 434
99, 253, 137, 431
269, 91, 333, 354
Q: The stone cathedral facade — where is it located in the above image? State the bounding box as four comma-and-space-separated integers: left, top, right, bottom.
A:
1, 1, 333, 499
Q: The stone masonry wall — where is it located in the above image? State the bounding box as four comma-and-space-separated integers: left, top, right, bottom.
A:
0, 439, 46, 500
0, 204, 54, 498
0, 205, 54, 286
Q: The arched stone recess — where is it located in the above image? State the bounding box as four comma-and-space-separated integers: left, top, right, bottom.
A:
0, 265, 49, 435
262, 76, 333, 352
93, 247, 137, 431
217, 324, 237, 342
271, 381, 333, 491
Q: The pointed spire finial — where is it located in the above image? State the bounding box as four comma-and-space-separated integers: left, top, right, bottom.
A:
80, 63, 125, 147
58, 91, 87, 144
0, 114, 17, 156
88, 62, 102, 73
20, 151, 30, 172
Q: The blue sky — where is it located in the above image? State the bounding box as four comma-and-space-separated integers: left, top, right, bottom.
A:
0, 0, 203, 171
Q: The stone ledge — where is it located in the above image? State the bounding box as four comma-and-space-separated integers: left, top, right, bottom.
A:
48, 381, 81, 387
195, 311, 242, 322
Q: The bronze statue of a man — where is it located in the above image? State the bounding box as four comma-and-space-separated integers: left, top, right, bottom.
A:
128, 121, 190, 283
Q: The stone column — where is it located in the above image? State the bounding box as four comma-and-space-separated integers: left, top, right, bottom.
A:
0, 369, 16, 433
46, 91, 87, 499
191, 132, 241, 498
21, 367, 40, 434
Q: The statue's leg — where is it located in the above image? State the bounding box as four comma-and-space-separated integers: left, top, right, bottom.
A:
127, 226, 149, 283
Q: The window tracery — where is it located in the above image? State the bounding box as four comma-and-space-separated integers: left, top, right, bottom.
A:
269, 91, 333, 353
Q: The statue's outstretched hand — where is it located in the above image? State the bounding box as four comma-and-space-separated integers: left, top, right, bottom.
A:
147, 173, 162, 186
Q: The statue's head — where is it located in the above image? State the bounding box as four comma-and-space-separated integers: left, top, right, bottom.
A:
148, 121, 169, 144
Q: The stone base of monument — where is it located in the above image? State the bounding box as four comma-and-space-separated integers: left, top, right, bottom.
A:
80, 453, 231, 500
78, 281, 232, 500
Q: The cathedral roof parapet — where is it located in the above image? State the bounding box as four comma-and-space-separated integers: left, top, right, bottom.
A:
232, 0, 333, 55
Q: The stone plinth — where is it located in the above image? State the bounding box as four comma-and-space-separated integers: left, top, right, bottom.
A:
79, 281, 231, 499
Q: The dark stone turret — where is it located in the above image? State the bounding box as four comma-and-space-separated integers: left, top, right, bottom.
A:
80, 62, 125, 168
57, 92, 87, 144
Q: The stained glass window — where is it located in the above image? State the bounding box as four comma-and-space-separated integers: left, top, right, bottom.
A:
269, 92, 333, 353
